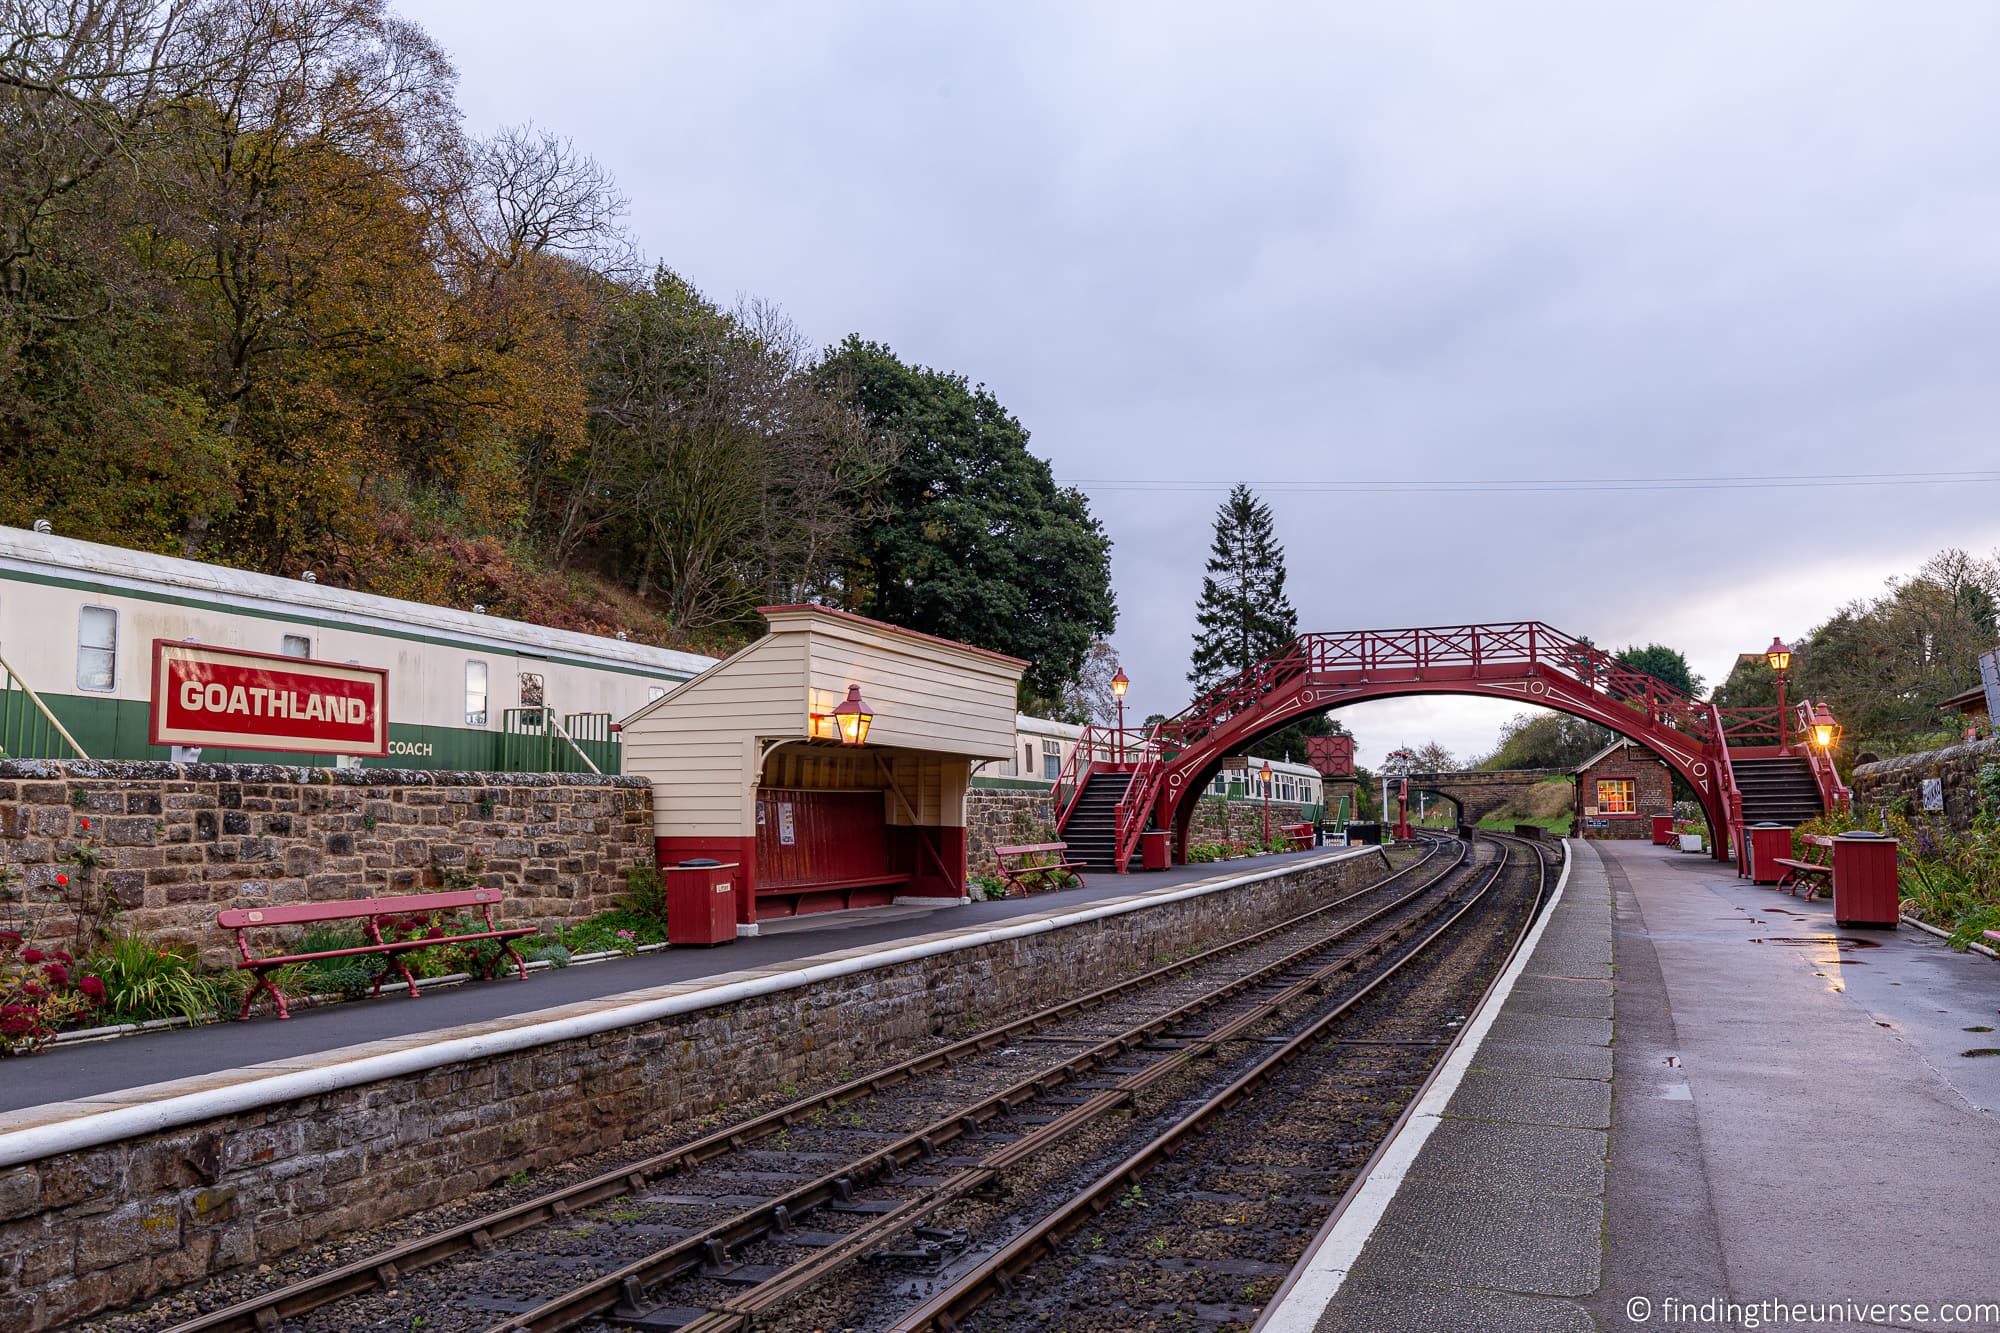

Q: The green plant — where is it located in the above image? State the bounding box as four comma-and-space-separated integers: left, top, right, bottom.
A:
362, 813, 378, 830
1, 931, 103, 1055
973, 874, 1010, 901
78, 935, 235, 1026
620, 862, 667, 922
275, 923, 379, 999
526, 938, 572, 968
561, 909, 668, 955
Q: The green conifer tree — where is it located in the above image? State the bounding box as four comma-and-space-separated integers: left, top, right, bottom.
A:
1189, 485, 1298, 693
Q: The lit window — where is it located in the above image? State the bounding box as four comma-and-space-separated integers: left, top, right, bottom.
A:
1043, 739, 1061, 780
465, 660, 489, 726
1597, 778, 1636, 815
76, 606, 116, 691
281, 634, 311, 659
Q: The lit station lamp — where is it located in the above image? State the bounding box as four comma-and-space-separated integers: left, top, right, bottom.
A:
831, 684, 875, 747
1764, 636, 1792, 753
1261, 758, 1274, 847
1111, 665, 1129, 761
1809, 702, 1842, 751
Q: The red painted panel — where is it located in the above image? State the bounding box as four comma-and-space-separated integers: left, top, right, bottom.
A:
755, 789, 889, 888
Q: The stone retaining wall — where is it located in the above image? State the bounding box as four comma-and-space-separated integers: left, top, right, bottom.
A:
964, 786, 1056, 878
0, 850, 1391, 1328
1852, 737, 2000, 832
0, 761, 653, 962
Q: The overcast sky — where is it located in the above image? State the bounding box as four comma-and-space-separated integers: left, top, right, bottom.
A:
404, 1, 2000, 767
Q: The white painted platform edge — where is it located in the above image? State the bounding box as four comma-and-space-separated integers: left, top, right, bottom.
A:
1254, 838, 1581, 1333
0, 846, 1381, 1168
1902, 914, 2000, 960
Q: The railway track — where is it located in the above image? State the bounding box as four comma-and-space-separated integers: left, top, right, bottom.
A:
155, 839, 1465, 1333
883, 833, 1554, 1333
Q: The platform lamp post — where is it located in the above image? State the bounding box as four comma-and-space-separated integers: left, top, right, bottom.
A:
1111, 665, 1129, 763
1765, 636, 1792, 754
831, 685, 874, 747
1260, 759, 1273, 848
1809, 702, 1841, 751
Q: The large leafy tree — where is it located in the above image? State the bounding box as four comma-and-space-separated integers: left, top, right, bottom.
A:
817, 337, 1116, 704
1189, 485, 1296, 693
1613, 643, 1703, 697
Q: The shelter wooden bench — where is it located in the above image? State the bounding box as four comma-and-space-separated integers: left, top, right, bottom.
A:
1771, 834, 1835, 901
994, 842, 1085, 894
217, 888, 537, 1020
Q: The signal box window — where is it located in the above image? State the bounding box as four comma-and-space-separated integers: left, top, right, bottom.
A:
281, 634, 311, 659
1596, 778, 1636, 815
465, 660, 489, 727
76, 606, 116, 692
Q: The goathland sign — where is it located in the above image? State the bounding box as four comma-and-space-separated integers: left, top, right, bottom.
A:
148, 641, 389, 757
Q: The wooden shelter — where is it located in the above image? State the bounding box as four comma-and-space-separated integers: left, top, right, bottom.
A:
619, 606, 1025, 925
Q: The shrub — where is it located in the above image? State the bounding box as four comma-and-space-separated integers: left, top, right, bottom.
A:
0, 932, 104, 1055
561, 909, 668, 955
621, 862, 668, 922
81, 935, 237, 1025
973, 874, 1010, 901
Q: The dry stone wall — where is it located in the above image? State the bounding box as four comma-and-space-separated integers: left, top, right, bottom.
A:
0, 849, 1392, 1328
0, 760, 652, 962
1852, 737, 2000, 832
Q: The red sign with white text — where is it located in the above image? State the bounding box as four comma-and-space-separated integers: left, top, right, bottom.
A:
149, 641, 389, 756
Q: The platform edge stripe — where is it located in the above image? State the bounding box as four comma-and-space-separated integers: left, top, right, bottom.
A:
1252, 837, 1582, 1333
0, 846, 1378, 1170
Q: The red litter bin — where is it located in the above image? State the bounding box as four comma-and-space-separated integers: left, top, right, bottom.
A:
1141, 829, 1170, 871
1651, 814, 1674, 845
1747, 824, 1794, 885
1832, 833, 1900, 930
666, 859, 738, 946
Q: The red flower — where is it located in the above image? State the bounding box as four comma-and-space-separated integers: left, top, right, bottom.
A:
53, 950, 72, 965
19, 949, 43, 965
79, 817, 90, 831
20, 982, 44, 999
41, 961, 68, 986
0, 1008, 37, 1036
54, 873, 68, 886
0, 931, 19, 947
78, 976, 106, 1004
425, 926, 445, 939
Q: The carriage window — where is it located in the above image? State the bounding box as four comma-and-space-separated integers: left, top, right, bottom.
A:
465, 660, 489, 726
1042, 739, 1061, 780
76, 606, 116, 691
281, 634, 311, 659
648, 685, 666, 702
1596, 778, 1636, 815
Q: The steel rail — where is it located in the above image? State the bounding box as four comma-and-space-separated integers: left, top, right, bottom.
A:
657, 841, 1490, 1333
889, 836, 1540, 1333
1247, 833, 1557, 1330
479, 838, 1484, 1333
160, 843, 1450, 1333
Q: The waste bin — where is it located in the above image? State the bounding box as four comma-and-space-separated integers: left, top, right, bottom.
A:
1346, 821, 1382, 845
1832, 832, 1900, 929
666, 859, 738, 946
1140, 829, 1170, 870
1651, 814, 1675, 846
1747, 824, 1793, 885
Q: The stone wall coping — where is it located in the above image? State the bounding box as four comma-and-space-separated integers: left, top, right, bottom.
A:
0, 758, 646, 787
1852, 735, 2000, 778
0, 846, 1385, 1168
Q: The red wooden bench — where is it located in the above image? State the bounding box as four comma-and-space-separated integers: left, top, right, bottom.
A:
1771, 833, 1834, 901
994, 842, 1086, 894
218, 888, 537, 1020
1279, 822, 1316, 851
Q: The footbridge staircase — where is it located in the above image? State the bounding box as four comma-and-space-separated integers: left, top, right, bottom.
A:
1054, 622, 1849, 871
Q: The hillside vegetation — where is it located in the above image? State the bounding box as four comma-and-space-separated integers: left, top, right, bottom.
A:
0, 0, 1114, 704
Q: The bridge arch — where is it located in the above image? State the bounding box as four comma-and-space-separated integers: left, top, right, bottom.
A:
1141, 625, 1766, 866
1407, 787, 1465, 827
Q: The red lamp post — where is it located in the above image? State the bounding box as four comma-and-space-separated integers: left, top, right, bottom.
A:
1110, 665, 1129, 763
1260, 759, 1273, 848
1765, 637, 1792, 754
1809, 701, 1842, 751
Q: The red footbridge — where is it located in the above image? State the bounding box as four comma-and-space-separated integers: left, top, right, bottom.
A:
1053, 622, 1849, 871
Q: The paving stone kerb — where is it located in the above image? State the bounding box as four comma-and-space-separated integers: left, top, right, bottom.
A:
0, 759, 653, 961
0, 847, 1391, 1329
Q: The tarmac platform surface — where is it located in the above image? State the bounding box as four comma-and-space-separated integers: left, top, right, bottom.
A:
0, 845, 1343, 1119
1266, 836, 2000, 1333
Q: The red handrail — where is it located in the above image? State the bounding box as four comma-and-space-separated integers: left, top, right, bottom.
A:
1793, 698, 1852, 813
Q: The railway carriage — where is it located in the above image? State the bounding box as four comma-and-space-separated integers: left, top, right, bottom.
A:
0, 525, 715, 771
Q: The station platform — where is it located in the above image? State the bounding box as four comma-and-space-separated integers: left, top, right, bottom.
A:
1265, 836, 2000, 1333
0, 845, 1345, 1121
